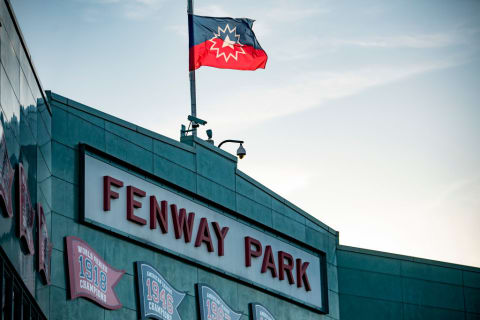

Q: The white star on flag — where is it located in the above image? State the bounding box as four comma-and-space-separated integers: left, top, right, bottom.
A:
209, 24, 246, 62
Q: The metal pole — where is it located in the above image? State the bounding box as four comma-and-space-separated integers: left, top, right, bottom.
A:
187, 0, 197, 136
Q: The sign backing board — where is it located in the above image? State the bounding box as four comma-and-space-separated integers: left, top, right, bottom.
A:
196, 284, 242, 320
80, 145, 328, 313
135, 261, 186, 320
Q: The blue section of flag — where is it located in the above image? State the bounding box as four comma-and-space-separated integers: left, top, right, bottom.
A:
189, 14, 264, 50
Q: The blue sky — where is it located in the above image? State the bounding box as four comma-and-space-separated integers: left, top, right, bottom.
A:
13, 0, 480, 267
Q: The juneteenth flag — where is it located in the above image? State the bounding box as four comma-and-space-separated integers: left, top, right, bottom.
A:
188, 15, 268, 71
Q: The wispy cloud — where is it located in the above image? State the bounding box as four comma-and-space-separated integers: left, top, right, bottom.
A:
329, 33, 465, 49
275, 28, 480, 61
265, 2, 330, 22
205, 60, 459, 128
195, 5, 230, 17
86, 0, 167, 20
166, 24, 188, 38
421, 175, 480, 213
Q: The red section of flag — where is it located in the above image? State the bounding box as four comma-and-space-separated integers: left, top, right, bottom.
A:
189, 41, 267, 71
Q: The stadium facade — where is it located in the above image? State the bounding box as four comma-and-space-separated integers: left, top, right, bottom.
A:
0, 1, 479, 319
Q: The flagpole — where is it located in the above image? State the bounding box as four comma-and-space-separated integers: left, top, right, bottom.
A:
187, 0, 197, 136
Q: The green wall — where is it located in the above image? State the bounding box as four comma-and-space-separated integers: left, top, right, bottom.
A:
47, 91, 340, 320
1, 1, 478, 317
337, 245, 480, 319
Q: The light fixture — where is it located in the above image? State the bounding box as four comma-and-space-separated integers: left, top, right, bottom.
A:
218, 140, 246, 159
236, 144, 246, 159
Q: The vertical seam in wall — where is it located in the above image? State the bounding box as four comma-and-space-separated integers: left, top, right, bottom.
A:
400, 261, 405, 320
462, 271, 467, 320
194, 142, 198, 195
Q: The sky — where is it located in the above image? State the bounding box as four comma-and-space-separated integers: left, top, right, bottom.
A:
12, 0, 480, 267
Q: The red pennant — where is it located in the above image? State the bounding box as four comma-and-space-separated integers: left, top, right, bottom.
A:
37, 203, 52, 285
17, 163, 35, 255
0, 132, 14, 218
66, 236, 125, 310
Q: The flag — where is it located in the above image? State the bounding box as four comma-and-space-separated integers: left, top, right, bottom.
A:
189, 15, 268, 71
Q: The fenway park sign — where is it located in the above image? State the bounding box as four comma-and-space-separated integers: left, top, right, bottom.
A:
81, 147, 328, 313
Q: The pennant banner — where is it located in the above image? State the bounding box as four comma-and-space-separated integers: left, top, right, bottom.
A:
66, 236, 125, 310
37, 204, 52, 285
189, 15, 267, 71
196, 284, 242, 320
249, 303, 276, 320
135, 261, 186, 320
0, 130, 14, 218
17, 163, 35, 255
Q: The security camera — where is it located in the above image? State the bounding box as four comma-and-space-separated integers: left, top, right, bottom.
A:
188, 115, 207, 128
236, 144, 246, 159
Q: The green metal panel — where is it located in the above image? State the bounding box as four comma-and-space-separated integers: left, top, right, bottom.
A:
196, 174, 236, 210
115, 274, 136, 310
236, 175, 272, 207
103, 236, 155, 275
105, 121, 153, 151
327, 290, 340, 319
50, 248, 66, 289
464, 270, 480, 288
153, 139, 196, 171
337, 249, 401, 276
467, 313, 480, 320
154, 154, 196, 192
401, 260, 463, 285
338, 294, 403, 320
402, 277, 464, 310
104, 307, 137, 320
464, 287, 480, 313
338, 267, 403, 302
403, 303, 465, 320
51, 177, 78, 219
176, 294, 198, 319
305, 226, 327, 249
105, 132, 153, 173
338, 247, 480, 320
196, 143, 236, 190
272, 211, 306, 243
52, 141, 78, 184
197, 268, 240, 311
237, 284, 276, 315
237, 194, 273, 227
51, 213, 106, 254
327, 263, 339, 292
152, 251, 199, 296
49, 286, 105, 320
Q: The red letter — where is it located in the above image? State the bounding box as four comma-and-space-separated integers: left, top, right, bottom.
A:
261, 246, 278, 278
245, 237, 262, 267
212, 222, 229, 256
126, 186, 146, 225
278, 251, 295, 285
103, 176, 123, 211
296, 259, 311, 291
195, 218, 214, 252
171, 204, 195, 243
150, 196, 168, 233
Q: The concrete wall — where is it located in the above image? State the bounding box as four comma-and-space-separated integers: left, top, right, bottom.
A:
337, 245, 480, 320
0, 0, 51, 316
47, 91, 340, 320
